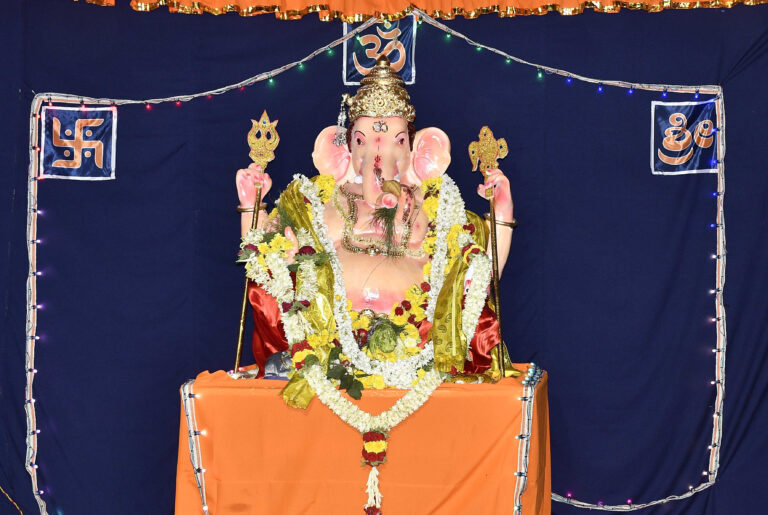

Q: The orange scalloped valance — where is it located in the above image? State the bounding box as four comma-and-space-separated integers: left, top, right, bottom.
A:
85, 0, 767, 21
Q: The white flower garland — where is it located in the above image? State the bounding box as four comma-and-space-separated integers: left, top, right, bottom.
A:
241, 232, 294, 305
425, 175, 468, 320
304, 364, 444, 433
461, 252, 492, 351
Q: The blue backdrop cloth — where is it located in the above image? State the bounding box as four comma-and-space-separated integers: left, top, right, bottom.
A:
1, 1, 768, 514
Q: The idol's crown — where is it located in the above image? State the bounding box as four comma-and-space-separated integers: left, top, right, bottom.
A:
346, 55, 416, 123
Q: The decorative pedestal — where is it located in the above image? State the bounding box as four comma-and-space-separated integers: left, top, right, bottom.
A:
175, 363, 550, 514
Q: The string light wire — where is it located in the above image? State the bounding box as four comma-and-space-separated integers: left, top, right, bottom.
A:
24, 9, 727, 513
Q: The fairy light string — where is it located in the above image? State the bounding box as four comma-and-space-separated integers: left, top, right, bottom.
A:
24, 8, 727, 513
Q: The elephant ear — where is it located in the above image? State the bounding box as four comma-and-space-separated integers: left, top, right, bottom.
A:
312, 126, 355, 184
409, 127, 451, 184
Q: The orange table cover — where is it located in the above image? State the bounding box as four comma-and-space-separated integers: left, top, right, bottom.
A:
175, 363, 550, 514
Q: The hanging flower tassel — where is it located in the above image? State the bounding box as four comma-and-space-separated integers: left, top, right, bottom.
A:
362, 430, 388, 514
364, 466, 382, 514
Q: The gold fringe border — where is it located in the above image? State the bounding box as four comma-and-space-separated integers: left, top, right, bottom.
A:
78, 0, 768, 21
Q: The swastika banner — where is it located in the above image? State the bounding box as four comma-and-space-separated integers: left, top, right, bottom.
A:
343, 16, 416, 86
40, 105, 117, 180
651, 99, 718, 175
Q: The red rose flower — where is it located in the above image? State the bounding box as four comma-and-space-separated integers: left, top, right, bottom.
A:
394, 307, 404, 316
408, 314, 416, 325
281, 302, 293, 312
297, 246, 316, 255
376, 452, 386, 462
244, 244, 259, 252
363, 431, 385, 442
299, 300, 310, 308
420, 282, 431, 292
401, 300, 412, 311
365, 506, 382, 515
290, 341, 311, 356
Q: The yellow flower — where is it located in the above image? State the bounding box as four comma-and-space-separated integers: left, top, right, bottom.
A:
422, 234, 437, 255
312, 174, 337, 204
422, 261, 431, 278
364, 440, 388, 453
422, 196, 439, 220
405, 284, 423, 302
402, 324, 420, 342
420, 176, 443, 193
307, 329, 334, 350
293, 349, 313, 363
352, 314, 370, 331
412, 368, 427, 386
359, 374, 387, 390
391, 313, 408, 326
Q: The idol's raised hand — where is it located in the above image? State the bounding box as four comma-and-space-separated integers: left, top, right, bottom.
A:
236, 163, 272, 208
476, 168, 514, 222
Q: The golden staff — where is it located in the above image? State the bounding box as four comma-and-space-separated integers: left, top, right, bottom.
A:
468, 126, 514, 379
234, 111, 280, 372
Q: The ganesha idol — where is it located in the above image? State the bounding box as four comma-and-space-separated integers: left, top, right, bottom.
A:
235, 56, 519, 410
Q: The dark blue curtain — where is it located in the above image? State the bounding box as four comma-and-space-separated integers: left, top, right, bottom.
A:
1, 1, 767, 513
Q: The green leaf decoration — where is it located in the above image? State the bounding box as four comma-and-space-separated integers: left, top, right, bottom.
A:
328, 346, 342, 363
327, 364, 345, 380
347, 379, 364, 400
340, 373, 353, 390
304, 354, 319, 368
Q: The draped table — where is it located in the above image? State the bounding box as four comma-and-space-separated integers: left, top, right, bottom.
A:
175, 363, 550, 514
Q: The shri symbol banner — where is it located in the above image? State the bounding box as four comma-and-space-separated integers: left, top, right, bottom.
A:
651, 99, 718, 175
40, 105, 117, 180
343, 16, 416, 85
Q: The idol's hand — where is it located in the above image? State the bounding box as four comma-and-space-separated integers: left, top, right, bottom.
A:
476, 168, 514, 222
236, 163, 272, 207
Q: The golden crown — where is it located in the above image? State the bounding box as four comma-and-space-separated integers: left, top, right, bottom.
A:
345, 55, 416, 123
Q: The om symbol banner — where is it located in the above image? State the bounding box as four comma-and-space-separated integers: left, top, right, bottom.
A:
40, 105, 117, 180
343, 16, 416, 85
651, 99, 718, 175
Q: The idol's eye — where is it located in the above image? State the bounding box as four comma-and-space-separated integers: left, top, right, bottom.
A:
397, 138, 405, 145
356, 137, 364, 146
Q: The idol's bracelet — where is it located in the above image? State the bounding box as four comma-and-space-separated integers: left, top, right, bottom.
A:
237, 203, 268, 213
484, 212, 518, 229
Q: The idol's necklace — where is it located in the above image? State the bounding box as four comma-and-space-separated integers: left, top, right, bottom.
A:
333, 185, 425, 258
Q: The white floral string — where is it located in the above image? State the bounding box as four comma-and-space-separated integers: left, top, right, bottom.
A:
304, 365, 444, 433
425, 175, 467, 320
